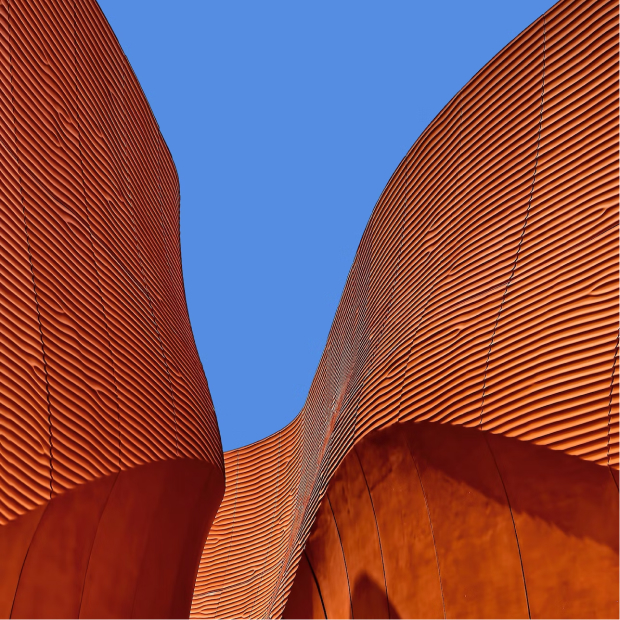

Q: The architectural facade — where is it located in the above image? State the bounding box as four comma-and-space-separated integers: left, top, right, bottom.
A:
0, 0, 617, 618
0, 0, 223, 616
192, 0, 619, 617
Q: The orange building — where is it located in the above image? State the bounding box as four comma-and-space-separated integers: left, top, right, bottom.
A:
192, 0, 619, 617
0, 0, 618, 618
0, 0, 223, 616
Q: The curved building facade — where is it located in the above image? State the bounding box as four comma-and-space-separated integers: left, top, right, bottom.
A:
0, 0, 224, 616
191, 0, 619, 617
0, 0, 617, 618
283, 420, 618, 618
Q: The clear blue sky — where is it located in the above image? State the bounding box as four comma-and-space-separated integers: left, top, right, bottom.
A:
98, 0, 556, 451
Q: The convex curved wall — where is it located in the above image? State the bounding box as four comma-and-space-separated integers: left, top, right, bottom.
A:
192, 0, 619, 617
0, 0, 617, 618
0, 0, 224, 616
283, 420, 619, 618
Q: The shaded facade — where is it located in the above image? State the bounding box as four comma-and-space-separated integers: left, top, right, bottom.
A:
192, 0, 619, 617
0, 0, 224, 616
283, 421, 619, 618
0, 0, 617, 618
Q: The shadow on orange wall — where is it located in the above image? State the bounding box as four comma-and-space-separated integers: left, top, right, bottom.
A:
284, 421, 619, 619
0, 459, 223, 619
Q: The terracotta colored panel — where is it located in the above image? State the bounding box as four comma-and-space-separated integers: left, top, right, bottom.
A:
0, 0, 616, 617
79, 460, 184, 617
0, 0, 224, 616
0, 505, 45, 617
8, 0, 84, 218
0, 146, 51, 523
0, 0, 14, 151
488, 431, 619, 619
291, 421, 619, 619
355, 425, 444, 619
283, 553, 326, 620
131, 461, 223, 619
20, 172, 120, 491
404, 423, 528, 619
303, 496, 352, 619
74, 0, 144, 283
483, 0, 619, 462
11, 473, 116, 618
327, 450, 388, 619
0, 460, 223, 619
91, 241, 178, 467
194, 4, 618, 616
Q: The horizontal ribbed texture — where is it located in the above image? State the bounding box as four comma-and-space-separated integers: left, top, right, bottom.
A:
192, 0, 619, 617
0, 0, 223, 526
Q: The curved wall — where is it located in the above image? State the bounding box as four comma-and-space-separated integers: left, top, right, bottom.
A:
283, 420, 619, 619
191, 0, 619, 617
0, 0, 224, 616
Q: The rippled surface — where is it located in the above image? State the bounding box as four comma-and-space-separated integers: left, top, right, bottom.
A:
191, 1, 619, 616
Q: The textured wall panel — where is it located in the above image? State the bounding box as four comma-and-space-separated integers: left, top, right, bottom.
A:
283, 421, 618, 619
0, 0, 224, 616
192, 1, 619, 617
0, 0, 224, 519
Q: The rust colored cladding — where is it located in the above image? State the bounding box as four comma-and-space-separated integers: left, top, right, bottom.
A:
0, 0, 617, 617
0, 460, 222, 619
192, 0, 618, 617
283, 421, 619, 619
0, 0, 224, 616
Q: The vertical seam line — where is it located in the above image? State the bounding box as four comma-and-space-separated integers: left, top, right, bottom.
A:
9, 503, 48, 618
7, 0, 54, 499
72, 0, 122, 469
354, 447, 390, 617
403, 433, 446, 619
327, 494, 353, 619
607, 330, 618, 468
76, 472, 120, 617
483, 433, 531, 618
304, 551, 328, 619
480, 16, 546, 430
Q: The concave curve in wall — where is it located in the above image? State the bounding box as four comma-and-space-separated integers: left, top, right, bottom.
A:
191, 0, 619, 617
0, 0, 225, 616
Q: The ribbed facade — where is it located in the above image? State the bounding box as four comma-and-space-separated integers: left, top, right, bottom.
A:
191, 0, 619, 617
0, 0, 223, 524
0, 0, 616, 617
0, 0, 224, 616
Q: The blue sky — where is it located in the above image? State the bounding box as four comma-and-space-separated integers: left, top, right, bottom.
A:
98, 0, 556, 451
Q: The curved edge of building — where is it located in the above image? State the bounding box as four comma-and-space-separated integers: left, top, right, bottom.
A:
192, 0, 619, 617
0, 0, 224, 616
283, 420, 619, 619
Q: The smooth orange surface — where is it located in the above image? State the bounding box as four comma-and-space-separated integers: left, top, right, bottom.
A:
302, 499, 351, 619
193, 0, 619, 617
282, 553, 326, 620
0, 459, 223, 618
355, 427, 444, 619
283, 421, 619, 619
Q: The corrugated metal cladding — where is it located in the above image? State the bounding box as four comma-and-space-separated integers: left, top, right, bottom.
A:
0, 1, 225, 614
0, 0, 224, 525
0, 0, 616, 617
191, 0, 618, 617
